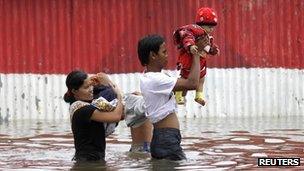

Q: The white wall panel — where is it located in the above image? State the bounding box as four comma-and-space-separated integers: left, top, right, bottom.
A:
0, 68, 303, 121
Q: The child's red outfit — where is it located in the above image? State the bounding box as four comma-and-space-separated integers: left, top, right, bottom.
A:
173, 24, 208, 79
173, 7, 219, 106
178, 50, 207, 79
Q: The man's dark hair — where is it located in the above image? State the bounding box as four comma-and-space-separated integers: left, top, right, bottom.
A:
137, 34, 165, 66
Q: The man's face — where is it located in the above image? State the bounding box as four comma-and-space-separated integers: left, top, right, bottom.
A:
156, 42, 168, 68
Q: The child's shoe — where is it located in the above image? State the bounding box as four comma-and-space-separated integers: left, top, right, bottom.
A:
175, 91, 185, 105
194, 91, 206, 106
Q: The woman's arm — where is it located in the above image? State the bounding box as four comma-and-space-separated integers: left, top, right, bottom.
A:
90, 100, 124, 122
91, 82, 124, 122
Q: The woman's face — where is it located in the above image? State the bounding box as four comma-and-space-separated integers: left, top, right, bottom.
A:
73, 78, 94, 101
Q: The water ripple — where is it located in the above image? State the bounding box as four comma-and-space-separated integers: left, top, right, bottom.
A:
0, 116, 303, 170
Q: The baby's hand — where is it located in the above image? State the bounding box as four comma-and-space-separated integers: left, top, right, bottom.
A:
209, 45, 220, 56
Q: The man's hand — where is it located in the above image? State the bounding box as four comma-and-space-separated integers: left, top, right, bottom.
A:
190, 45, 199, 55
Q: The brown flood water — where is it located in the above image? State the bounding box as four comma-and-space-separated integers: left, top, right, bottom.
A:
0, 116, 303, 170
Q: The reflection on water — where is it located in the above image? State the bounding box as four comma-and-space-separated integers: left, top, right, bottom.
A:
0, 116, 303, 170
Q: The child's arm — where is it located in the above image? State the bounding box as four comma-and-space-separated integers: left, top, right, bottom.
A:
173, 26, 197, 52
180, 27, 210, 55
181, 30, 196, 52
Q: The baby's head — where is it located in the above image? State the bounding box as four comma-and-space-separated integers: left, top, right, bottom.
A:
195, 7, 218, 34
137, 35, 168, 70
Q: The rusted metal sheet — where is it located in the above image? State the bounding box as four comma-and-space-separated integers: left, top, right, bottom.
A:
0, 0, 303, 74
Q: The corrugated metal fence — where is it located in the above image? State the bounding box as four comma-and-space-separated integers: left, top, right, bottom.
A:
0, 0, 303, 74
0, 0, 303, 121
1, 69, 303, 121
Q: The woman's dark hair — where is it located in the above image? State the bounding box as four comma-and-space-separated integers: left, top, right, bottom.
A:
137, 34, 165, 66
64, 70, 88, 104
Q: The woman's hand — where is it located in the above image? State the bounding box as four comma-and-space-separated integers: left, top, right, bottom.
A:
90, 72, 114, 87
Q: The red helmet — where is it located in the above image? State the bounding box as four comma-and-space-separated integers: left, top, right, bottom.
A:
195, 7, 218, 26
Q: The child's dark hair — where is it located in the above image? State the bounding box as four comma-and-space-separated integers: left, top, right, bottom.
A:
64, 70, 88, 104
137, 34, 165, 66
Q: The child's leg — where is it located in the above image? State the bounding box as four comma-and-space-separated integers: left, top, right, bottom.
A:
175, 90, 186, 105
182, 90, 187, 97
194, 77, 206, 106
